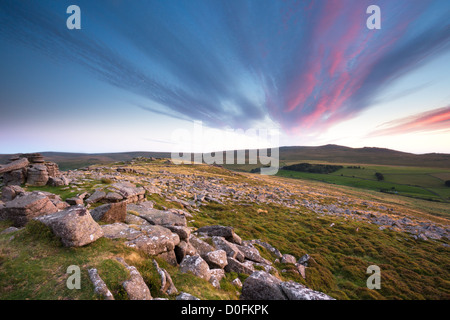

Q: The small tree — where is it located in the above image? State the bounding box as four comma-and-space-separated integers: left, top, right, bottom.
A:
445, 180, 450, 187
375, 172, 384, 181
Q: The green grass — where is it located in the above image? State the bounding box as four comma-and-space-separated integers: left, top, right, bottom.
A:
0, 220, 133, 300
188, 202, 450, 300
2, 159, 449, 300
0, 218, 240, 300
276, 163, 450, 203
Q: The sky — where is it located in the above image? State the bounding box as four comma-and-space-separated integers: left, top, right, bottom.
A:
0, 0, 449, 155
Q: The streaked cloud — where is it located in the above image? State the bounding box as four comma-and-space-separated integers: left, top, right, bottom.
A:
368, 106, 450, 137
0, 0, 449, 137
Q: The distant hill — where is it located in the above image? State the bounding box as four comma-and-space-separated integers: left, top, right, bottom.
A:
1, 145, 449, 170
278, 145, 450, 168
0, 151, 171, 171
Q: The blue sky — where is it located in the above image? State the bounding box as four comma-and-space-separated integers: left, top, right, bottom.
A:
0, 0, 449, 154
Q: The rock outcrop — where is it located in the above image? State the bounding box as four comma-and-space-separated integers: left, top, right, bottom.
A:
110, 182, 146, 203
180, 255, 211, 281
116, 257, 152, 300
128, 203, 186, 227
36, 206, 103, 247
0, 158, 29, 175
125, 225, 180, 256
153, 259, 178, 295
240, 271, 334, 300
1, 185, 25, 202
1, 191, 58, 227
88, 268, 114, 300
0, 154, 63, 187
90, 202, 127, 223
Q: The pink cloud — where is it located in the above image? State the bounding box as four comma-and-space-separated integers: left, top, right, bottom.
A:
368, 106, 450, 137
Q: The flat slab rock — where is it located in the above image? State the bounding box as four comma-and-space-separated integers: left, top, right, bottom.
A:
179, 255, 211, 281
116, 257, 152, 300
35, 205, 103, 247
101, 223, 142, 240
88, 268, 114, 300
127, 203, 186, 227
279, 281, 335, 300
111, 182, 145, 198
196, 225, 242, 244
91, 202, 127, 223
240, 271, 334, 300
1, 191, 58, 227
125, 224, 180, 256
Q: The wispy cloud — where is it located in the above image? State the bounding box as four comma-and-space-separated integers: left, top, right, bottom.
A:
368, 105, 450, 137
1, 0, 449, 135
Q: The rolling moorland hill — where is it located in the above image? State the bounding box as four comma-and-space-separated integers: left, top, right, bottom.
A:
1, 144, 450, 170
279, 145, 450, 168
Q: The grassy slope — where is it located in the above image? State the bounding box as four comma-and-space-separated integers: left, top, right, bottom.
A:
1, 160, 449, 300
276, 163, 450, 203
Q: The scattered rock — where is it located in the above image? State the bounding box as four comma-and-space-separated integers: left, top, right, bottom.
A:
101, 222, 142, 240
240, 271, 334, 300
66, 197, 84, 206
281, 254, 297, 264
36, 205, 103, 247
297, 254, 310, 266
110, 182, 145, 203
240, 271, 287, 300
125, 213, 150, 226
209, 268, 225, 289
116, 257, 152, 300
128, 204, 186, 227
156, 250, 178, 266
85, 190, 106, 204
1, 191, 58, 227
153, 259, 178, 295
125, 225, 180, 256
189, 234, 215, 257
224, 257, 255, 275
212, 236, 245, 262
164, 225, 191, 241
296, 263, 306, 279
1, 185, 25, 202
236, 243, 271, 265
174, 240, 198, 264
245, 239, 283, 259
90, 202, 127, 223
105, 192, 124, 202
176, 292, 200, 300
196, 225, 242, 244
279, 281, 334, 300
232, 278, 242, 288
0, 226, 21, 235
204, 250, 228, 269
47, 177, 67, 187
180, 255, 211, 281
88, 268, 114, 300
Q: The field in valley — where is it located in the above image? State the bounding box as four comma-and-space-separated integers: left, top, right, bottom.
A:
276, 161, 450, 204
